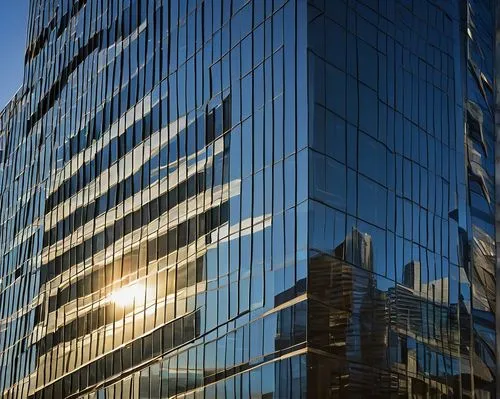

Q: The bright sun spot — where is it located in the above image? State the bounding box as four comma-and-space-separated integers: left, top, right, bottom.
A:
109, 283, 145, 306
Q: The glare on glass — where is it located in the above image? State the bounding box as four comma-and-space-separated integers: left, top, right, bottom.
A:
109, 283, 145, 307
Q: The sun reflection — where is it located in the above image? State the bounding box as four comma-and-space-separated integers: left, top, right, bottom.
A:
109, 283, 145, 307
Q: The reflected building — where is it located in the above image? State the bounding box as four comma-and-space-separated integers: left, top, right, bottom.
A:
0, 0, 497, 398
306, 0, 497, 397
344, 227, 373, 271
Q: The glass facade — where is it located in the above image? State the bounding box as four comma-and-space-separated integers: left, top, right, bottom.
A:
0, 0, 496, 398
307, 0, 497, 397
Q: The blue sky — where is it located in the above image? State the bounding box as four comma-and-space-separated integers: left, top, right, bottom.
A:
0, 1, 29, 109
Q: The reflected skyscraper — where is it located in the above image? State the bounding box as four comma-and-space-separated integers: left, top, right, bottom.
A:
344, 227, 373, 271
0, 0, 497, 398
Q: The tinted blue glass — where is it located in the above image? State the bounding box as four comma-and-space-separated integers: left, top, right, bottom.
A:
0, 0, 496, 397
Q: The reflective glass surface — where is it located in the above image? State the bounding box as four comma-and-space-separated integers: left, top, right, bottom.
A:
0, 0, 496, 398
307, 0, 496, 397
1, 0, 308, 397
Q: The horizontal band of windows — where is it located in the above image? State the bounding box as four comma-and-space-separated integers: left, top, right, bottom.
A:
41, 148, 223, 263
43, 213, 270, 337
27, 31, 103, 133
42, 115, 226, 253
47, 87, 156, 198
28, 0, 151, 131
44, 108, 197, 222
25, 0, 88, 63
0, 232, 40, 299
46, 102, 166, 214
43, 121, 188, 231
40, 200, 229, 285
29, 310, 201, 398
39, 256, 205, 357
42, 213, 270, 340
43, 165, 206, 247
46, 87, 229, 215
42, 20, 152, 191
33, 298, 307, 398
41, 179, 236, 295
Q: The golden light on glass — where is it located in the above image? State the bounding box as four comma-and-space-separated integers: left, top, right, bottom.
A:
109, 283, 145, 307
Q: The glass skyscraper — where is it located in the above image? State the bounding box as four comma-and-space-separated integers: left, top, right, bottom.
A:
0, 0, 496, 398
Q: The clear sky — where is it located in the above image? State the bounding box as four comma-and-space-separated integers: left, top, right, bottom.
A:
0, 1, 29, 109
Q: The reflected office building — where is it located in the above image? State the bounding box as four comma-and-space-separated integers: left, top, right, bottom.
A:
0, 0, 497, 398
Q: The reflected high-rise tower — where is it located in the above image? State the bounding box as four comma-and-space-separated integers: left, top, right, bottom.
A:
344, 227, 373, 271
0, 0, 497, 398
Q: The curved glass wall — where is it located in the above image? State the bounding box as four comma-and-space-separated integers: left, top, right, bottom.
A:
0, 0, 496, 398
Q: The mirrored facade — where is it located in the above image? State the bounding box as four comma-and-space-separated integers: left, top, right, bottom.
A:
0, 0, 496, 398
307, 0, 497, 397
